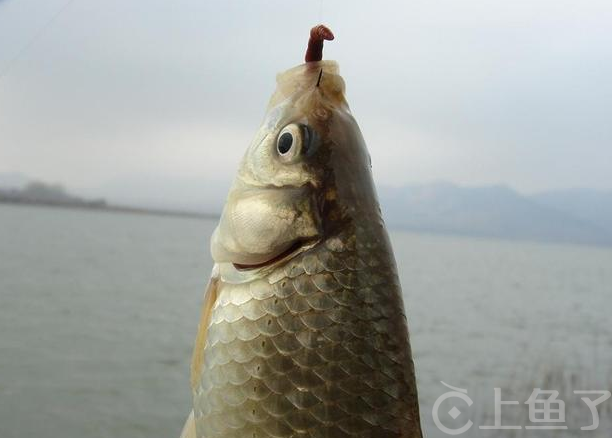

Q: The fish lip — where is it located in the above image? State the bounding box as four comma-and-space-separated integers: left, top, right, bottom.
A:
232, 238, 319, 272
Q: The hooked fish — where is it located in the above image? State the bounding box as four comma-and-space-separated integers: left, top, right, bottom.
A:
181, 25, 423, 438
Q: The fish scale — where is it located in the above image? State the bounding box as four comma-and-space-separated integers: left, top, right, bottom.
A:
193, 221, 420, 438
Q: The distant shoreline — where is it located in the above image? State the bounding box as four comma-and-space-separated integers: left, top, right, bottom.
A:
0, 199, 220, 221
2, 198, 611, 250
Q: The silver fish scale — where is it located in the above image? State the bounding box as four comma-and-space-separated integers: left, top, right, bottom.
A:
194, 224, 420, 438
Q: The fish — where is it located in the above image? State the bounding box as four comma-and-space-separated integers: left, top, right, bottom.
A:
181, 24, 423, 438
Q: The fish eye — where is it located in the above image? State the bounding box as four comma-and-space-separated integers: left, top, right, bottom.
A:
277, 132, 294, 155
276, 123, 308, 161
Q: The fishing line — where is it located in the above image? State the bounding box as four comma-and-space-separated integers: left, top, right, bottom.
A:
318, 0, 323, 24
0, 0, 78, 81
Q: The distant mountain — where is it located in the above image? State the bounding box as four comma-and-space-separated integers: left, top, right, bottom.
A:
2, 173, 611, 246
0, 180, 106, 208
379, 183, 612, 246
532, 189, 612, 237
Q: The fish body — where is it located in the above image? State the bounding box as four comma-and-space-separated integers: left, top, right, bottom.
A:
186, 33, 422, 438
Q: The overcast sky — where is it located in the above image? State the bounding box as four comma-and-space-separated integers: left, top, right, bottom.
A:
0, 0, 611, 209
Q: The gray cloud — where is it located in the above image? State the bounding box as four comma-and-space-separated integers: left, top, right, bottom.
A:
0, 0, 611, 207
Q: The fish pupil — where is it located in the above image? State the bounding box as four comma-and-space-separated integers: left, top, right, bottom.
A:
277, 132, 293, 155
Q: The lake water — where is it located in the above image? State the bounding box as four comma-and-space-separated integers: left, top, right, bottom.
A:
1, 204, 611, 438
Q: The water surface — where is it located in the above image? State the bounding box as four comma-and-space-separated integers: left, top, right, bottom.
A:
1, 204, 610, 437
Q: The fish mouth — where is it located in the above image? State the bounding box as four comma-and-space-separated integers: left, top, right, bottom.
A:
232, 239, 313, 271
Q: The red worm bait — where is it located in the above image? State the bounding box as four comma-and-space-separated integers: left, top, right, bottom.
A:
305, 24, 335, 62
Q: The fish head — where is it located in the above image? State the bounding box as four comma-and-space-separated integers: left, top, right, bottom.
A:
211, 60, 378, 269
